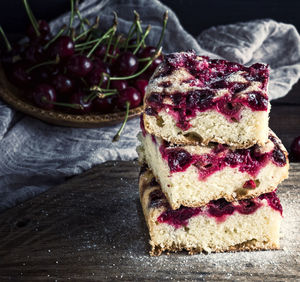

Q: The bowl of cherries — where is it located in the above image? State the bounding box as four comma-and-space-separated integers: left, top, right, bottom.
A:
0, 0, 167, 140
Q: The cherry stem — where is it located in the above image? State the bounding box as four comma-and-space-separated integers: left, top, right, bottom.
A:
138, 57, 151, 62
87, 25, 115, 58
43, 26, 66, 50
85, 87, 117, 103
69, 0, 75, 38
0, 26, 12, 51
113, 101, 130, 142
75, 16, 100, 41
26, 56, 59, 73
110, 47, 162, 81
103, 14, 118, 62
109, 34, 122, 65
156, 10, 168, 49
22, 0, 40, 37
133, 25, 151, 55
134, 11, 143, 47
75, 1, 87, 33
124, 13, 138, 51
41, 96, 83, 110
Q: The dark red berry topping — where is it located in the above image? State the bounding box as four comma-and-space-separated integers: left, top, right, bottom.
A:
160, 147, 193, 173
236, 199, 262, 215
259, 192, 283, 215
158, 206, 202, 228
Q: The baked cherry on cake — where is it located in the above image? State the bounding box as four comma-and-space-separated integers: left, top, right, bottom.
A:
139, 166, 283, 256
137, 120, 289, 210
143, 51, 270, 148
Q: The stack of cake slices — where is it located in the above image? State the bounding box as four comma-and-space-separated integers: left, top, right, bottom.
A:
137, 51, 289, 256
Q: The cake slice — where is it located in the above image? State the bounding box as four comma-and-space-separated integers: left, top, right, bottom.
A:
139, 165, 283, 256
137, 121, 289, 210
143, 51, 270, 148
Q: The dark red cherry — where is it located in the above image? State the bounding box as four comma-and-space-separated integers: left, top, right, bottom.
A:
158, 206, 202, 228
133, 79, 148, 99
208, 199, 235, 217
236, 199, 260, 215
111, 80, 128, 92
9, 61, 32, 87
291, 136, 300, 161
24, 43, 44, 63
138, 46, 155, 58
50, 35, 74, 59
66, 55, 92, 77
117, 87, 142, 110
186, 89, 215, 111
93, 95, 116, 113
92, 58, 111, 75
138, 46, 163, 73
94, 45, 120, 63
165, 148, 192, 173
52, 74, 74, 94
114, 51, 138, 76
247, 92, 268, 111
87, 68, 109, 88
32, 83, 56, 110
26, 20, 50, 40
69, 92, 92, 114
216, 96, 242, 118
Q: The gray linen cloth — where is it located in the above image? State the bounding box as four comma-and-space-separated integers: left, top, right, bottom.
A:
1, 0, 300, 211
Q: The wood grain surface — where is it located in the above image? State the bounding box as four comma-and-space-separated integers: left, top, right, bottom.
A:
0, 160, 299, 281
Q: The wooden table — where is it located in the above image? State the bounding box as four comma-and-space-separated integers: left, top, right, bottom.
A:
0, 85, 299, 281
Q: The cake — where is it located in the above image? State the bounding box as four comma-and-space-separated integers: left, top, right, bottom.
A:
143, 51, 270, 148
139, 165, 283, 256
137, 121, 289, 210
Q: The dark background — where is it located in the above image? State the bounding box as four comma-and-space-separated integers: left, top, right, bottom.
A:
1, 0, 300, 37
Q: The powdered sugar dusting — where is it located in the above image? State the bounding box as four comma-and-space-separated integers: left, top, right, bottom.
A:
65, 162, 299, 280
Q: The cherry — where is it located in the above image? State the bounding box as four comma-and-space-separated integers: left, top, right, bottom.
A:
158, 206, 202, 228
186, 89, 215, 111
66, 54, 92, 77
208, 199, 235, 218
87, 68, 109, 88
52, 74, 74, 94
9, 61, 32, 87
133, 79, 148, 99
117, 87, 142, 110
149, 189, 166, 208
138, 46, 163, 73
291, 136, 300, 161
26, 20, 50, 40
24, 42, 44, 64
93, 96, 116, 113
92, 58, 111, 75
165, 148, 193, 173
247, 92, 268, 111
216, 96, 242, 118
94, 45, 120, 62
32, 83, 56, 110
114, 51, 138, 76
49, 35, 74, 59
236, 199, 261, 215
111, 80, 128, 92
69, 92, 92, 114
